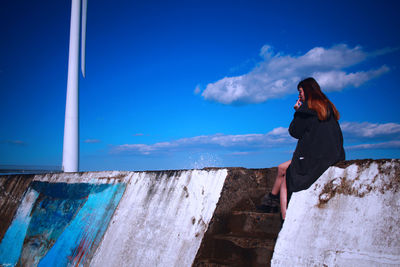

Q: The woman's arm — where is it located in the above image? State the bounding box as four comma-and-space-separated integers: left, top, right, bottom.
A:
288, 111, 311, 139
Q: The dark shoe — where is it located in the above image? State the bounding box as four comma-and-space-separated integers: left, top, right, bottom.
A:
256, 193, 280, 213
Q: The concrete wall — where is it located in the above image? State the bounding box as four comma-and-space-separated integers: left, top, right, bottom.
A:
272, 159, 400, 267
2, 159, 399, 267
0, 169, 227, 267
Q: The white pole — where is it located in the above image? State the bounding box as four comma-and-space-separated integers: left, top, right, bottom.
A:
81, 0, 87, 78
62, 0, 81, 172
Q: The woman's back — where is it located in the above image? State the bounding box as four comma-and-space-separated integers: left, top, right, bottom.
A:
287, 92, 345, 192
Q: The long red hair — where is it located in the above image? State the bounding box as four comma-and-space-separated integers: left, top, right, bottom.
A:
297, 77, 340, 121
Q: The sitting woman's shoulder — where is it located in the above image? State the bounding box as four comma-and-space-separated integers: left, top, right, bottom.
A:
296, 102, 317, 117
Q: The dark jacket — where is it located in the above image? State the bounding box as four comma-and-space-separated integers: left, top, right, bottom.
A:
286, 102, 345, 192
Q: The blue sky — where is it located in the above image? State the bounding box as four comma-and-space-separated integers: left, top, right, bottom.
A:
1, 0, 400, 171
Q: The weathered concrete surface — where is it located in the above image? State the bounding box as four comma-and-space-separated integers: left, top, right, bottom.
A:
0, 169, 227, 267
272, 159, 400, 267
2, 159, 399, 267
90, 170, 227, 267
0, 175, 35, 241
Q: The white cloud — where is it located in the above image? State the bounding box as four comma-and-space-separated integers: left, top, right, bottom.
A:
111, 127, 294, 155
194, 84, 201, 94
346, 141, 400, 150
341, 122, 400, 138
260, 44, 274, 59
370, 46, 400, 57
201, 44, 391, 104
111, 121, 400, 155
341, 122, 400, 151
268, 127, 288, 136
229, 151, 252, 156
314, 66, 389, 91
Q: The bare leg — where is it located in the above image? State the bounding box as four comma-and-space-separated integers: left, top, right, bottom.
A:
271, 160, 292, 195
280, 176, 287, 219
258, 160, 291, 214
278, 160, 291, 219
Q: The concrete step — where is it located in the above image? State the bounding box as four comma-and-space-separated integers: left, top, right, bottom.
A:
211, 235, 275, 267
212, 234, 276, 250
192, 168, 280, 267
228, 211, 281, 238
194, 235, 248, 264
193, 258, 240, 267
194, 235, 275, 267
194, 256, 271, 267
230, 188, 271, 212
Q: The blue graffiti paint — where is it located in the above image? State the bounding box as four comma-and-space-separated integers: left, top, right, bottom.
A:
31, 181, 110, 199
19, 197, 88, 265
38, 184, 125, 266
0, 182, 126, 267
0, 188, 39, 266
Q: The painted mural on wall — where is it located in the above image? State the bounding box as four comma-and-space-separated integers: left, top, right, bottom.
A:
0, 181, 126, 267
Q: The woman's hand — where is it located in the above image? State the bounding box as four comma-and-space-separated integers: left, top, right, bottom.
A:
294, 99, 302, 110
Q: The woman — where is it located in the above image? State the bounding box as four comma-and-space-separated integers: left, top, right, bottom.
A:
257, 77, 345, 221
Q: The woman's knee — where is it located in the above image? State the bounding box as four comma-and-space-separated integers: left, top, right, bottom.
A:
278, 164, 288, 176
277, 160, 291, 176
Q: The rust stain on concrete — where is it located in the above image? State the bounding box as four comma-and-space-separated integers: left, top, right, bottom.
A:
318, 159, 400, 208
